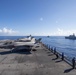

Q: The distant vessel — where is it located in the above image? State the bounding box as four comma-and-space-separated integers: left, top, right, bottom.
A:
65, 33, 76, 40
47, 36, 50, 38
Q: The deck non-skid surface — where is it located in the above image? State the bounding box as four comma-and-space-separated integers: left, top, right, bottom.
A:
0, 44, 76, 75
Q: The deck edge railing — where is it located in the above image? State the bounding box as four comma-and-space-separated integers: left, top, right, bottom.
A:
43, 43, 76, 69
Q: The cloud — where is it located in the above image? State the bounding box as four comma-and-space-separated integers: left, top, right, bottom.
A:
56, 21, 58, 23
51, 28, 76, 36
0, 28, 19, 35
40, 17, 43, 21
57, 28, 63, 35
56, 18, 61, 24
0, 29, 2, 32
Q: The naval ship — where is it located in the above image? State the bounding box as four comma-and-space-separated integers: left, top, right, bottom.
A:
65, 33, 76, 40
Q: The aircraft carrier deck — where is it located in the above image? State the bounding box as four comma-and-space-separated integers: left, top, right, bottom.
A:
0, 43, 76, 75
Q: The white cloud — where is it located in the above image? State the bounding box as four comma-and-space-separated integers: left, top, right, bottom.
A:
57, 28, 63, 35
0, 28, 19, 35
40, 17, 43, 21
56, 18, 61, 24
56, 21, 58, 23
0, 29, 2, 32
51, 28, 76, 36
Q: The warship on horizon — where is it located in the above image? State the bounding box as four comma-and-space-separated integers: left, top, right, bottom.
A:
65, 33, 76, 40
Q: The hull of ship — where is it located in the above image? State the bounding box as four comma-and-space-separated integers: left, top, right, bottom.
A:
65, 37, 76, 40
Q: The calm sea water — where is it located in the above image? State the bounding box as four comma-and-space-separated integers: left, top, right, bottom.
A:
35, 36, 76, 59
0, 36, 76, 59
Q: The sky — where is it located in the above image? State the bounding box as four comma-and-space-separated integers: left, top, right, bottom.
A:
0, 0, 76, 36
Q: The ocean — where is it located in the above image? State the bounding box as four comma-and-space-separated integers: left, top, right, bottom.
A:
0, 36, 76, 59
40, 36, 76, 59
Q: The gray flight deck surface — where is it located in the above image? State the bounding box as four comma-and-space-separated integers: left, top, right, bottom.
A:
0, 43, 76, 75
